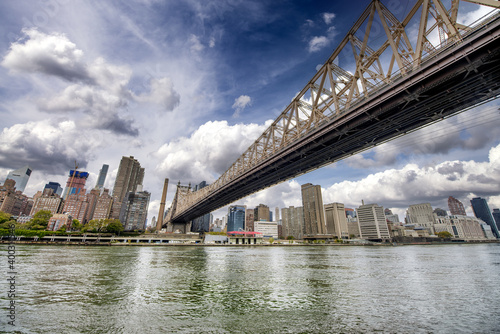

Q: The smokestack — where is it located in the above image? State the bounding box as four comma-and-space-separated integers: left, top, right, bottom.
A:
156, 178, 169, 232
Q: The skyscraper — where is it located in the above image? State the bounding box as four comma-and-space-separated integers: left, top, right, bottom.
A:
119, 188, 151, 231
4, 165, 32, 193
448, 196, 466, 216
44, 182, 63, 197
281, 206, 304, 240
111, 156, 144, 219
301, 183, 326, 235
62, 170, 89, 200
95, 164, 109, 189
254, 204, 270, 222
470, 197, 499, 238
357, 203, 390, 240
324, 202, 349, 239
227, 205, 246, 232
245, 209, 255, 231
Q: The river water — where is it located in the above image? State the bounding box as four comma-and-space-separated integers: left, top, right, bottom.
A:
1, 244, 499, 333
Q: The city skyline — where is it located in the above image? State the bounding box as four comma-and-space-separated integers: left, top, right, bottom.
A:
1, 1, 499, 222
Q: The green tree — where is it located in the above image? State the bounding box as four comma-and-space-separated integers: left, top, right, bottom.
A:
286, 236, 295, 240
106, 219, 124, 235
0, 211, 16, 229
268, 237, 274, 244
437, 231, 453, 238
31, 210, 52, 224
0, 211, 12, 224
30, 210, 52, 230
71, 219, 82, 231
83, 219, 107, 232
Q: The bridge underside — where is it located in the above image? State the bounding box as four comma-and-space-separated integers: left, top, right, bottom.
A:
170, 17, 500, 225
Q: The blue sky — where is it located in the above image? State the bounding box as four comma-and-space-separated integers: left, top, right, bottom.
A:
0, 0, 499, 222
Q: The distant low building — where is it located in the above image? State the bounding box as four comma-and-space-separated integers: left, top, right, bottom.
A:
254, 221, 278, 239
435, 215, 494, 240
47, 213, 72, 231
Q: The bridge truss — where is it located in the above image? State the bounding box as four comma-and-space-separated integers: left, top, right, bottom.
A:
165, 0, 500, 230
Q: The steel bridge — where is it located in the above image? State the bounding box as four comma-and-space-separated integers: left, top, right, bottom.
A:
164, 0, 500, 232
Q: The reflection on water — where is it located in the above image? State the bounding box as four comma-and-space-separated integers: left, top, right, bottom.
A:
2, 244, 500, 333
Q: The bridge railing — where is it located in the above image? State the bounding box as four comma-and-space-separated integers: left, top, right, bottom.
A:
171, 0, 500, 219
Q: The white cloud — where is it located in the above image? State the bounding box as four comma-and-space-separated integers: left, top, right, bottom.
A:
323, 143, 500, 216
1, 28, 89, 82
189, 34, 204, 52
458, 5, 499, 26
322, 12, 336, 25
1, 29, 148, 136
308, 36, 329, 52
0, 119, 103, 174
232, 95, 252, 118
154, 120, 269, 184
136, 77, 181, 111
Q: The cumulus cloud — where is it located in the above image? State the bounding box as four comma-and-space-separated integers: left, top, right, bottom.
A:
136, 77, 180, 111
232, 95, 252, 118
308, 36, 329, 53
0, 120, 103, 173
1, 28, 184, 136
154, 120, 269, 183
240, 180, 302, 209
322, 13, 336, 25
1, 28, 89, 83
323, 143, 500, 216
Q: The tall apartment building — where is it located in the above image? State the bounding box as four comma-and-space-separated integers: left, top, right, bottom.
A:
4, 165, 32, 193
357, 203, 390, 240
227, 205, 246, 232
301, 183, 326, 235
281, 206, 304, 240
62, 170, 89, 200
95, 164, 109, 189
0, 179, 32, 216
119, 188, 151, 231
245, 209, 255, 231
448, 196, 466, 216
275, 207, 280, 222
111, 156, 144, 219
92, 189, 113, 220
406, 203, 436, 232
62, 189, 99, 224
254, 204, 270, 222
470, 197, 499, 238
30, 191, 63, 215
324, 202, 349, 239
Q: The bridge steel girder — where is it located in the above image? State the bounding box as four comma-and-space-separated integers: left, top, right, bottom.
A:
165, 0, 500, 226
168, 14, 500, 225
